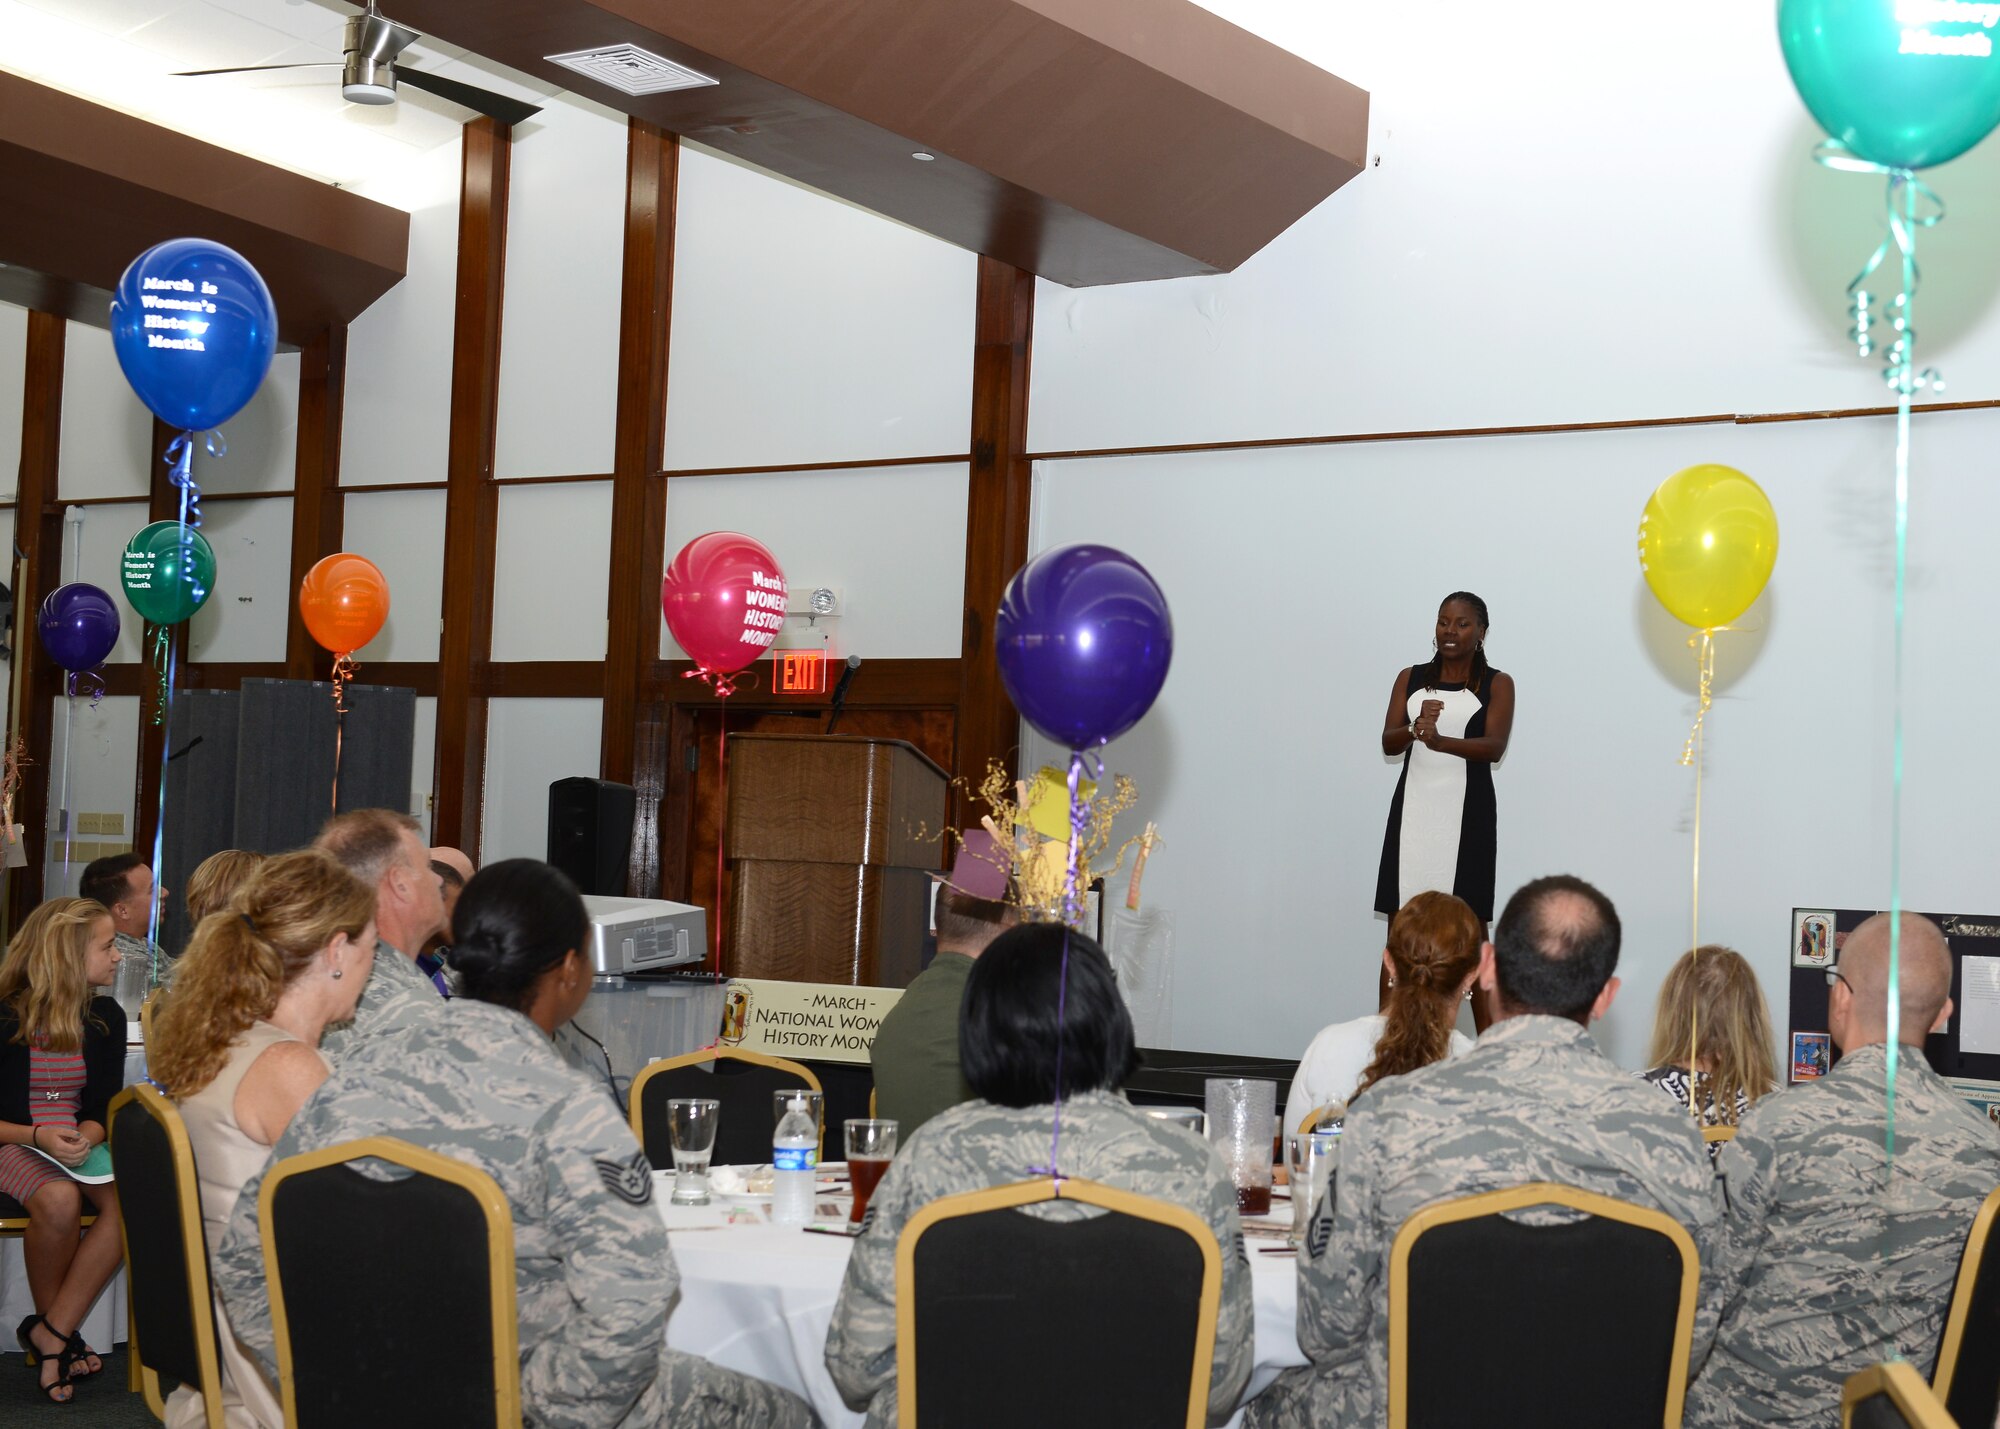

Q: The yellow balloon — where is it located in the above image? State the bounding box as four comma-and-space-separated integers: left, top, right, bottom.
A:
1638, 464, 1779, 629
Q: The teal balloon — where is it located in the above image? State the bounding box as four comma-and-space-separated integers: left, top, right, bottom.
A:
1780, 0, 2000, 169
121, 521, 216, 626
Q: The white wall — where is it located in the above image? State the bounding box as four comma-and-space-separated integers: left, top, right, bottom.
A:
491, 482, 612, 662
192, 352, 299, 496
57, 325, 152, 501
1027, 406, 2000, 1064
659, 464, 969, 661
482, 697, 602, 863
187, 496, 292, 662
340, 489, 446, 664
664, 145, 977, 470
493, 95, 626, 480
1030, 0, 2000, 451
0, 301, 26, 501
44, 695, 140, 899
342, 138, 462, 486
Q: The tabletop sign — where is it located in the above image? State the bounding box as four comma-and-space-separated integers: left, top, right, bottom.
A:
718, 977, 904, 1065
771, 650, 828, 694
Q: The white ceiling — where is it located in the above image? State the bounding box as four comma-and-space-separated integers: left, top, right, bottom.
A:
1, 0, 565, 203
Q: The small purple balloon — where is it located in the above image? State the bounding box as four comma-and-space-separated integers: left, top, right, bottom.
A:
38, 583, 121, 673
994, 544, 1173, 750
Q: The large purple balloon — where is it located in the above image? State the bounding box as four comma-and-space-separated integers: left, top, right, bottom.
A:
38, 584, 121, 672
995, 545, 1173, 749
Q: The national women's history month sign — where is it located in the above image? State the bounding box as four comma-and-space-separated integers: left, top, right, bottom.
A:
718, 978, 905, 1066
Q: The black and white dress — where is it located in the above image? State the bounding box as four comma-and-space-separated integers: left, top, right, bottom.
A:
1374, 664, 1499, 922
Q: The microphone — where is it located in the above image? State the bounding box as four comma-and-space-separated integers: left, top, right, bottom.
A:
826, 654, 862, 733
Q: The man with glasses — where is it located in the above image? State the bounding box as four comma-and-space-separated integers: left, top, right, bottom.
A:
1687, 912, 2000, 1427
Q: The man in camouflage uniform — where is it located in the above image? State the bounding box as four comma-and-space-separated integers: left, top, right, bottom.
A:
824, 1089, 1254, 1426
313, 809, 451, 1058
1686, 912, 2000, 1427
1247, 874, 1723, 1428
213, 997, 815, 1428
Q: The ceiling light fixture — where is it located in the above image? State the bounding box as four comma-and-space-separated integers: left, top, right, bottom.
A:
545, 44, 719, 96
911, 151, 936, 161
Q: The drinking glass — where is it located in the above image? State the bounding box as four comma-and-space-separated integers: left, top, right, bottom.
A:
666, 1098, 721, 1205
844, 1119, 898, 1225
1205, 1077, 1277, 1217
1286, 1131, 1340, 1245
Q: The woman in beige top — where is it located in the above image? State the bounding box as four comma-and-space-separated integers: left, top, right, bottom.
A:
148, 849, 376, 1428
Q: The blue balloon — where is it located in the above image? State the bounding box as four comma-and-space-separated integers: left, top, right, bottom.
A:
994, 545, 1173, 750
37, 583, 121, 673
109, 238, 276, 431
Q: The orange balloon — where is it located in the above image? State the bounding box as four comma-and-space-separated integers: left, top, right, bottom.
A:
299, 553, 389, 654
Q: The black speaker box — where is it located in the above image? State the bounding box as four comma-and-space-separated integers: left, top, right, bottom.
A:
547, 777, 635, 896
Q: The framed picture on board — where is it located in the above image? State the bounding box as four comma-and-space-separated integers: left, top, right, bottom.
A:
1792, 909, 1835, 969
1791, 1031, 1831, 1083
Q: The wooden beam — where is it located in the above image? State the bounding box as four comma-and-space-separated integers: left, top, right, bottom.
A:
953, 257, 1035, 812
602, 122, 677, 796
433, 118, 511, 856
286, 325, 347, 680
8, 312, 64, 920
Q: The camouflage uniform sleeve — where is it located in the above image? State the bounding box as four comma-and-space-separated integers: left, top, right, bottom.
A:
1198, 1157, 1255, 1417
1711, 1123, 1776, 1324
213, 1153, 280, 1376
527, 1090, 677, 1429
1295, 1106, 1380, 1369
825, 1147, 913, 1412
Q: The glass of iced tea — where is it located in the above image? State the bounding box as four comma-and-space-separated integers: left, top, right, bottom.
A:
845, 1118, 898, 1225
1204, 1077, 1277, 1217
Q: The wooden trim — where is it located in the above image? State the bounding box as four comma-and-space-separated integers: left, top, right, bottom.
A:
602, 121, 678, 814
286, 325, 347, 680
480, 661, 602, 698
646, 657, 961, 707
954, 257, 1035, 813
495, 471, 616, 486
8, 312, 64, 920
660, 453, 970, 479
132, 416, 187, 865
433, 117, 512, 855
1024, 398, 2000, 466
338, 480, 451, 494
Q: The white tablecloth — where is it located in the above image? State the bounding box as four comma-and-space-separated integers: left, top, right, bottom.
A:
659, 1178, 1305, 1428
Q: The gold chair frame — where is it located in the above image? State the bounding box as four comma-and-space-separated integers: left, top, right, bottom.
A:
1931, 1182, 2000, 1406
1701, 1125, 1737, 1145
107, 1083, 226, 1428
1387, 1182, 1700, 1429
893, 1176, 1223, 1429
1842, 1361, 1957, 1429
629, 1046, 824, 1153
260, 1136, 521, 1429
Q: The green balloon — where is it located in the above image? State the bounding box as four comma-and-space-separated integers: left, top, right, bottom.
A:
1780, 0, 2000, 170
121, 521, 217, 626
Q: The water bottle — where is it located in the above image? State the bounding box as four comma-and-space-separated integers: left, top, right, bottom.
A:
772, 1098, 817, 1226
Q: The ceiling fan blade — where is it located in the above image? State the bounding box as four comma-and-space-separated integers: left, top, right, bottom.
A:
395, 68, 542, 126
173, 63, 342, 77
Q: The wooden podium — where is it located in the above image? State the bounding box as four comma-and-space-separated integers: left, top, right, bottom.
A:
723, 734, 948, 988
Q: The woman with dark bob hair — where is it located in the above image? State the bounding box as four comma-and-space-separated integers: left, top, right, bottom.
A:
827, 923, 1255, 1425
211, 860, 813, 1429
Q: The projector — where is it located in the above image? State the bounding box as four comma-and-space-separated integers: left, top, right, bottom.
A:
581, 895, 707, 976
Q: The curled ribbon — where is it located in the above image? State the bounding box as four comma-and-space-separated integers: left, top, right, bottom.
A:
331, 653, 356, 715
66, 669, 106, 709
149, 624, 174, 727
1677, 628, 1720, 769
1812, 141, 1945, 396
1030, 749, 1106, 1184
162, 429, 223, 532
682, 666, 757, 699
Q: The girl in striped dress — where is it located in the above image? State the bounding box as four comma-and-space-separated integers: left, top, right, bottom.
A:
0, 898, 127, 1403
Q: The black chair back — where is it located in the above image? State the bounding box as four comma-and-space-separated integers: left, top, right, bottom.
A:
1391, 1183, 1697, 1429
899, 1179, 1219, 1428
635, 1055, 816, 1165
1844, 1362, 1958, 1429
263, 1137, 520, 1429
1934, 1185, 2000, 1425
108, 1085, 225, 1422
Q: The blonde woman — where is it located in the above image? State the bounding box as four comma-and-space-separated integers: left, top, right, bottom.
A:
150, 850, 375, 1429
1641, 945, 1778, 1137
182, 849, 268, 927
0, 898, 126, 1403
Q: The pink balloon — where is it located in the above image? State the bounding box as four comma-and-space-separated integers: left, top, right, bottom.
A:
661, 532, 789, 674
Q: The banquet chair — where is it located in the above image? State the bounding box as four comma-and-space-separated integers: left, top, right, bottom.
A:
1842, 1361, 1957, 1429
894, 1177, 1221, 1428
1701, 1126, 1737, 1146
108, 1083, 227, 1427
260, 1136, 520, 1429
1298, 1102, 1347, 1136
630, 1048, 822, 1167
1387, 1182, 1699, 1429
1932, 1183, 2000, 1427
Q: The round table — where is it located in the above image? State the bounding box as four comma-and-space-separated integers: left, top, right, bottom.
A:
657, 1176, 1306, 1427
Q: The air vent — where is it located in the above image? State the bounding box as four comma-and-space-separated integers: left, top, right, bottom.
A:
544, 44, 719, 96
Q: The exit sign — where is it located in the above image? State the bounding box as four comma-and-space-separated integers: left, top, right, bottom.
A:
772, 650, 828, 694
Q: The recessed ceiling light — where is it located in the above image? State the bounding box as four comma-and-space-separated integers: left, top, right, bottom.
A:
911, 151, 935, 161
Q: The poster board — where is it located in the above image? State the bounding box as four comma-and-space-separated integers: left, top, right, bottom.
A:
1788, 907, 2000, 1115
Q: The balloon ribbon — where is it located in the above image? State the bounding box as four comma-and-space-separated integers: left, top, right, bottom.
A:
66, 670, 105, 709
330, 654, 356, 815
1030, 750, 1102, 1184
146, 462, 202, 973
1678, 629, 1719, 1123
1814, 140, 1943, 1183
682, 667, 757, 972
162, 429, 223, 533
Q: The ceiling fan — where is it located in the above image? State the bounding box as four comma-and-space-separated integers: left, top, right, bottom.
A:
174, 2, 541, 126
